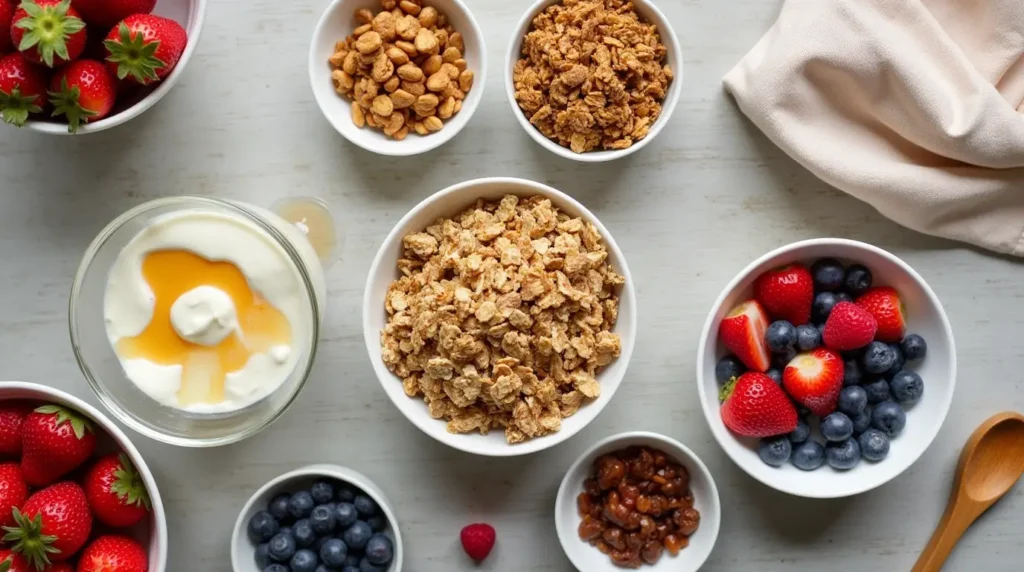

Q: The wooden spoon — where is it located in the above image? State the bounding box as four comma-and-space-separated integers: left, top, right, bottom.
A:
913, 412, 1024, 572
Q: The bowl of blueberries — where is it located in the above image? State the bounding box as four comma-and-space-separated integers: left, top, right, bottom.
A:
232, 464, 403, 572
696, 238, 956, 498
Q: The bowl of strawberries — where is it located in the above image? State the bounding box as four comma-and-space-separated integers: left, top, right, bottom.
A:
696, 238, 956, 498
0, 381, 166, 571
0, 0, 205, 134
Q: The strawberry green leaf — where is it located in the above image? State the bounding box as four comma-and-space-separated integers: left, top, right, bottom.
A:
13, 0, 84, 67
719, 377, 737, 403
34, 404, 93, 438
0, 87, 42, 127
104, 22, 165, 84
2, 508, 59, 571
0, 556, 10, 572
110, 453, 151, 510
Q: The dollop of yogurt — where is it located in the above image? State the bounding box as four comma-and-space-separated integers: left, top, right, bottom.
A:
169, 285, 238, 346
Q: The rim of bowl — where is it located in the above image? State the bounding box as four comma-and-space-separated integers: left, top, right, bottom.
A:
68, 196, 320, 448
0, 381, 168, 571
24, 0, 209, 135
308, 0, 488, 157
695, 238, 958, 498
503, 0, 683, 162
230, 463, 403, 572
554, 431, 721, 571
362, 176, 637, 456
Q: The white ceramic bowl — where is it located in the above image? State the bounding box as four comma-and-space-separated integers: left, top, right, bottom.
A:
696, 238, 957, 498
309, 0, 486, 156
0, 381, 167, 570
231, 464, 403, 572
555, 432, 720, 572
24, 0, 207, 135
363, 177, 637, 456
504, 0, 683, 162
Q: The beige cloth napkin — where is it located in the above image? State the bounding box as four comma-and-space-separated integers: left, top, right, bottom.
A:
724, 0, 1024, 256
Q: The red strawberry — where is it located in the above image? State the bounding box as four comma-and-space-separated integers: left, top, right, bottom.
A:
21, 405, 96, 487
0, 401, 33, 455
104, 14, 186, 85
11, 0, 86, 67
84, 453, 150, 528
0, 0, 14, 52
0, 550, 32, 572
0, 464, 28, 529
48, 59, 115, 133
822, 301, 877, 351
70, 0, 153, 29
783, 348, 845, 416
47, 565, 72, 572
720, 372, 798, 437
719, 300, 771, 372
754, 264, 814, 325
76, 535, 146, 572
855, 287, 906, 342
460, 523, 495, 562
3, 482, 93, 567
0, 53, 47, 126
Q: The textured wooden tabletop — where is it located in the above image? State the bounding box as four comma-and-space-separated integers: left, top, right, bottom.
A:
1, 0, 1022, 570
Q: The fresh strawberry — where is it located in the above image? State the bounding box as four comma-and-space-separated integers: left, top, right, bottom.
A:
10, 0, 86, 67
71, 0, 153, 29
0, 0, 14, 52
0, 401, 33, 455
0, 53, 47, 126
104, 14, 186, 85
46, 565, 72, 572
76, 535, 146, 572
855, 286, 906, 342
783, 348, 845, 416
460, 523, 495, 562
719, 300, 771, 372
84, 453, 150, 528
0, 464, 28, 529
0, 550, 32, 572
719, 372, 798, 437
3, 482, 92, 567
48, 59, 115, 133
822, 301, 877, 351
753, 264, 814, 325
21, 405, 96, 487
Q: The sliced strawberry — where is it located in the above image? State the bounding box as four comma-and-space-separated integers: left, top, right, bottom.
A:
48, 59, 115, 133
720, 372, 798, 437
719, 300, 771, 372
754, 264, 813, 325
783, 348, 845, 416
11, 0, 86, 67
822, 301, 877, 351
855, 287, 905, 342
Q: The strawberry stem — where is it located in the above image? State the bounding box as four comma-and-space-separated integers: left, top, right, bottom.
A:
34, 404, 93, 438
719, 377, 737, 403
2, 508, 59, 571
13, 0, 84, 67
0, 87, 42, 127
111, 453, 151, 510
103, 22, 164, 84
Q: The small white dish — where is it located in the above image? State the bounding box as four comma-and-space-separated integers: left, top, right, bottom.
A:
231, 464, 403, 572
696, 238, 957, 498
309, 0, 486, 156
363, 177, 637, 456
24, 0, 207, 135
554, 431, 720, 572
504, 0, 683, 162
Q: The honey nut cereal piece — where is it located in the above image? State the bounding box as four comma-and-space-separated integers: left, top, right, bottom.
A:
423, 115, 443, 132
414, 27, 439, 55
397, 63, 424, 82
426, 70, 450, 92
399, 0, 421, 15
390, 89, 416, 109
355, 31, 382, 54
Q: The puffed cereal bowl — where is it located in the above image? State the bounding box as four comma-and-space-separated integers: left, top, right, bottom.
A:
363, 177, 636, 456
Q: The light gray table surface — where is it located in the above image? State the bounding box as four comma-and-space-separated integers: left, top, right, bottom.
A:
1, 0, 1022, 570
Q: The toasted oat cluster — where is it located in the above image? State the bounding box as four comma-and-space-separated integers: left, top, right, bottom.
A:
381, 195, 624, 444
512, 0, 673, 153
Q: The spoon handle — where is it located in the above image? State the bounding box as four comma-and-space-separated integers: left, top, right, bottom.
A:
912, 497, 985, 572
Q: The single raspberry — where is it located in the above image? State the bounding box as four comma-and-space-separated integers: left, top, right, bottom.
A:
460, 523, 495, 562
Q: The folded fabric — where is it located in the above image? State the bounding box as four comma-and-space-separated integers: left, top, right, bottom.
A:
724, 0, 1024, 256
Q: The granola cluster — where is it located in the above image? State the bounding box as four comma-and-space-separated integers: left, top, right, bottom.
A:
512, 0, 673, 153
381, 195, 624, 444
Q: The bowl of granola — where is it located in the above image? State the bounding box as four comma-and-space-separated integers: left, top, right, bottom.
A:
363, 177, 636, 456
505, 0, 682, 161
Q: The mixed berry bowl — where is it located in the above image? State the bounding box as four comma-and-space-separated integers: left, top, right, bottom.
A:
696, 239, 956, 498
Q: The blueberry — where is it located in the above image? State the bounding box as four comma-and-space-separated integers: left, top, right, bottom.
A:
267, 532, 296, 563
789, 418, 810, 443
344, 555, 361, 567
812, 292, 838, 323
844, 264, 872, 297
766, 321, 797, 352
359, 558, 387, 572
758, 436, 792, 467
890, 370, 924, 403
772, 347, 797, 369
714, 356, 745, 384
344, 521, 373, 551
901, 334, 927, 361
335, 502, 358, 529
310, 505, 336, 535
835, 292, 853, 303
291, 549, 319, 572
367, 516, 387, 533
268, 493, 291, 523
310, 480, 336, 505
838, 385, 867, 415
365, 534, 394, 566
313, 536, 330, 555
265, 565, 289, 572
811, 258, 845, 292
342, 568, 361, 572
315, 566, 330, 572
862, 341, 896, 374
248, 511, 280, 543
336, 487, 356, 503
255, 543, 270, 569
882, 343, 905, 380
826, 438, 861, 470
292, 519, 316, 548
851, 408, 872, 435
872, 401, 907, 437
319, 538, 349, 568
862, 377, 892, 404
795, 325, 821, 351
791, 440, 826, 471
278, 527, 292, 538
842, 358, 862, 386
821, 412, 854, 442
288, 491, 316, 520
353, 495, 378, 518
858, 428, 890, 461
766, 368, 782, 385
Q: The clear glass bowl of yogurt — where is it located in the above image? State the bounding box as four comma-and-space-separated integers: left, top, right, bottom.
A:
70, 196, 331, 447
